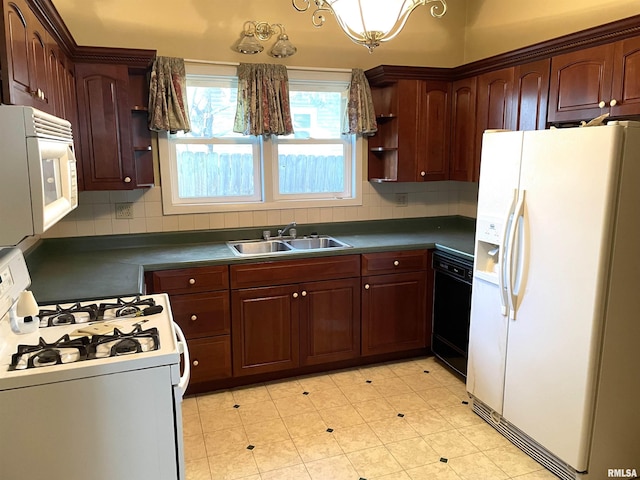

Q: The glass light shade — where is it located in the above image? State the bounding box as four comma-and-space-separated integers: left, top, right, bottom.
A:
270, 34, 297, 58
312, 0, 446, 52
237, 32, 264, 54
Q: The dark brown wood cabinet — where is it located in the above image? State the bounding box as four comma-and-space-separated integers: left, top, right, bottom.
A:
230, 255, 361, 376
512, 59, 551, 131
1, 0, 51, 111
610, 36, 640, 117
75, 58, 154, 190
149, 266, 232, 391
232, 284, 300, 377
449, 77, 477, 182
475, 67, 514, 180
299, 277, 360, 366
368, 79, 450, 182
361, 250, 428, 356
548, 44, 614, 123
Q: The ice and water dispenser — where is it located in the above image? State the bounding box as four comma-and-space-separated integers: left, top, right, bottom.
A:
474, 217, 503, 282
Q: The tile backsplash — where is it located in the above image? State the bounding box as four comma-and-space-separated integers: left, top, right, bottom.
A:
43, 181, 478, 239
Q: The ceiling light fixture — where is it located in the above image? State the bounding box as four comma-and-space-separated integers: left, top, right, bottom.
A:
292, 0, 447, 52
235, 21, 297, 58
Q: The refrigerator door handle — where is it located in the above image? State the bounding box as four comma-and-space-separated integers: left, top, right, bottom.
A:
498, 189, 518, 316
506, 190, 526, 320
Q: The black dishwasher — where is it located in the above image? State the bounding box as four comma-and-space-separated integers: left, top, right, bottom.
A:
431, 250, 473, 377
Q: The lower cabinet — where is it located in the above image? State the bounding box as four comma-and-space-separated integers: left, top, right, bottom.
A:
361, 250, 428, 356
230, 256, 361, 377
148, 265, 232, 392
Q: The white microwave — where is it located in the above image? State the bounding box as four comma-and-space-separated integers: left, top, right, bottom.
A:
0, 106, 78, 246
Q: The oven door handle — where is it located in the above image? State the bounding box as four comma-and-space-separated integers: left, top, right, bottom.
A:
173, 321, 190, 397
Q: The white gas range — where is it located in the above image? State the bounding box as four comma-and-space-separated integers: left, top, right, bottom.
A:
0, 248, 190, 480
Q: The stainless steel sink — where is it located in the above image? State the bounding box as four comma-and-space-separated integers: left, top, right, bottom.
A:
227, 235, 351, 256
228, 239, 293, 255
285, 237, 350, 250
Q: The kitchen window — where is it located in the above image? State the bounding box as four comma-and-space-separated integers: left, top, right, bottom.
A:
158, 64, 362, 214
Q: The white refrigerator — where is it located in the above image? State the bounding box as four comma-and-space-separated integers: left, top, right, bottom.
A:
467, 123, 640, 480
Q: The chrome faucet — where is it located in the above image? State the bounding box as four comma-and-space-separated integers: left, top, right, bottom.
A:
277, 221, 297, 238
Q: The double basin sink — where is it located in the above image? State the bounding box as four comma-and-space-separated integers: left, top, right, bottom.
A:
227, 235, 351, 256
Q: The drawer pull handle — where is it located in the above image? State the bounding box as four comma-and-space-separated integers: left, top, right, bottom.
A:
293, 292, 299, 298
189, 278, 196, 285
393, 260, 399, 266
301, 290, 307, 297
364, 284, 370, 290
192, 360, 199, 367
191, 315, 197, 321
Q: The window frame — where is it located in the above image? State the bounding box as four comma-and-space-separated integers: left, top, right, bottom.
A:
158, 63, 362, 215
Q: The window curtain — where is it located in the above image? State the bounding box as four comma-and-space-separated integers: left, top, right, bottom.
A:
233, 63, 293, 136
343, 68, 377, 136
148, 56, 191, 133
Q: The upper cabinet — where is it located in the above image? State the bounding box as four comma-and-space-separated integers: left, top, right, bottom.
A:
512, 59, 550, 131
74, 51, 155, 191
449, 77, 477, 182
1, 0, 52, 111
548, 38, 640, 123
368, 79, 450, 182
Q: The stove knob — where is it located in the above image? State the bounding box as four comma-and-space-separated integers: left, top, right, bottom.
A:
191, 315, 197, 321
192, 360, 199, 366
189, 278, 196, 285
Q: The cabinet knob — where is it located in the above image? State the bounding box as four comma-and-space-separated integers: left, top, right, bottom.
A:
191, 315, 197, 321
293, 292, 299, 298
420, 171, 426, 177
610, 99, 618, 107
192, 360, 199, 367
598, 101, 606, 109
393, 260, 399, 266
124, 176, 132, 183
189, 278, 196, 285
364, 284, 370, 290
301, 290, 307, 297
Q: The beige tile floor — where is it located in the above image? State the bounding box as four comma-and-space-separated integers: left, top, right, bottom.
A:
182, 357, 559, 480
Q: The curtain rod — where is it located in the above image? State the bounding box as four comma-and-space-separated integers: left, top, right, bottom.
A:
183, 58, 351, 73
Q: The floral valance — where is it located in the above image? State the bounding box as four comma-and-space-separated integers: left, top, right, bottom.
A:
343, 68, 377, 136
148, 56, 191, 133
233, 63, 293, 137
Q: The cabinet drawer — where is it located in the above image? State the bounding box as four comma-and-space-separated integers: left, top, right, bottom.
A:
151, 266, 229, 294
170, 292, 230, 339
361, 250, 428, 275
186, 336, 232, 385
230, 255, 360, 289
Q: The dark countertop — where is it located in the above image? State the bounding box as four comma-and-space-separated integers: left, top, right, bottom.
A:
25, 216, 476, 304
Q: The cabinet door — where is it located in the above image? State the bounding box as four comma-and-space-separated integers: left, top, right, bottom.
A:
47, 43, 66, 117
2, 0, 33, 105
610, 37, 640, 117
187, 336, 232, 387
299, 278, 360, 366
548, 44, 615, 123
476, 67, 514, 181
512, 59, 550, 131
75, 63, 135, 190
232, 285, 299, 376
449, 77, 477, 182
29, 26, 51, 112
361, 271, 427, 356
417, 81, 450, 181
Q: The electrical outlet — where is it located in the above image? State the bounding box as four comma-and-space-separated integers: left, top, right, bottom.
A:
395, 193, 408, 206
115, 202, 134, 219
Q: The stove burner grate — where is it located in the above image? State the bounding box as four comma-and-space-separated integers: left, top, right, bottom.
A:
38, 303, 99, 327
10, 335, 91, 370
99, 296, 157, 319
89, 325, 161, 359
